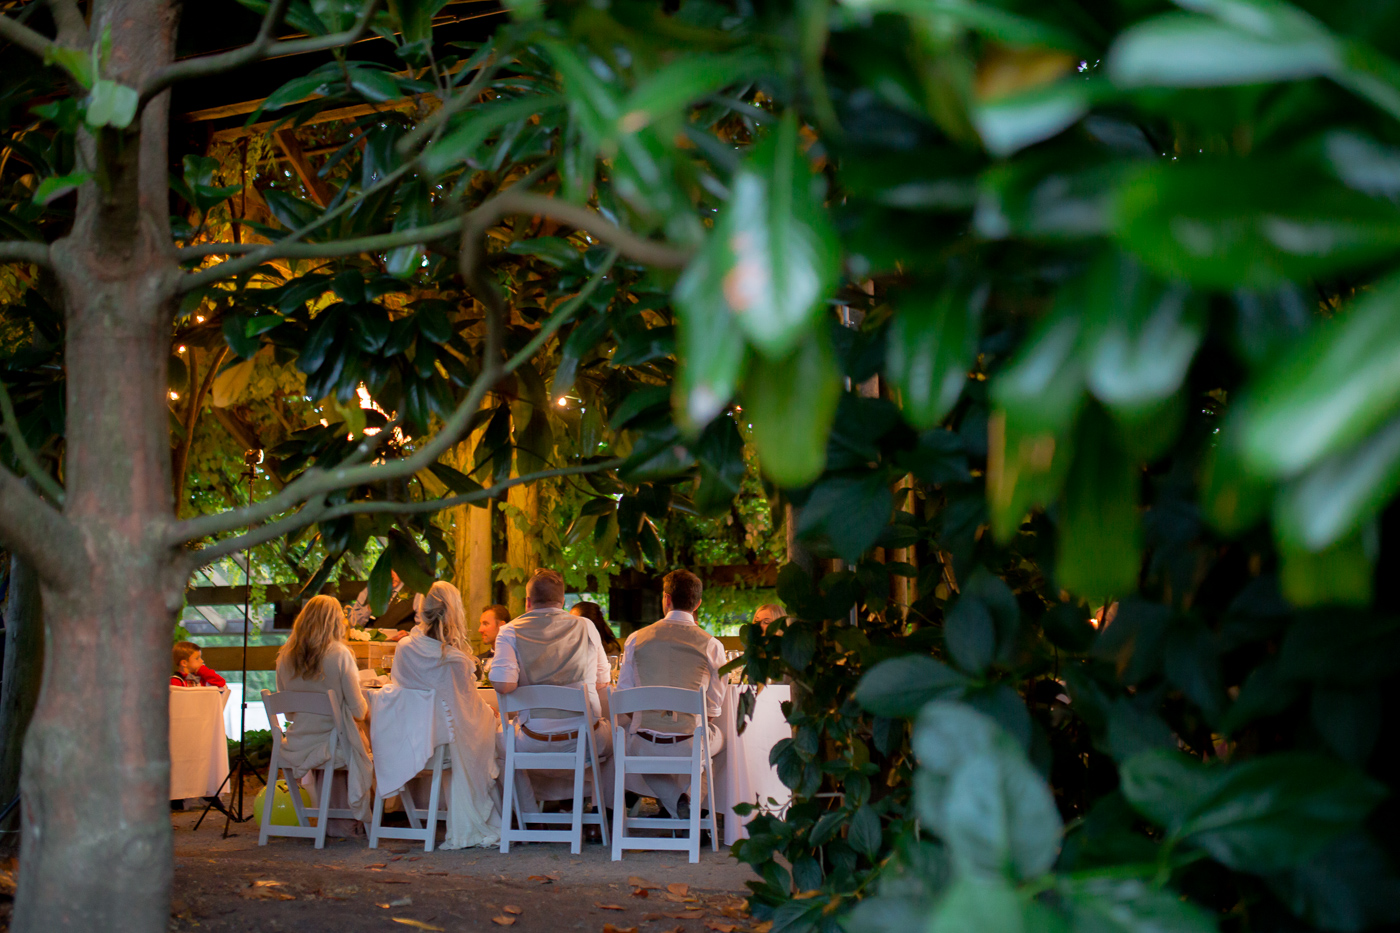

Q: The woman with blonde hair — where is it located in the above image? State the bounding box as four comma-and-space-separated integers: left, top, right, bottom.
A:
274, 594, 374, 831
389, 581, 501, 847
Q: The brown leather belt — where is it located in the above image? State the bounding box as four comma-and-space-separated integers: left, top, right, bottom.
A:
521, 725, 579, 742
637, 731, 687, 745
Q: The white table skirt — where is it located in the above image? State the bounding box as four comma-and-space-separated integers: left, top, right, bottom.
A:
170, 687, 230, 799
222, 683, 273, 740
714, 684, 792, 845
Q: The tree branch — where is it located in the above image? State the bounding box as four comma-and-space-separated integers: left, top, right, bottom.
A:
45, 0, 87, 47
178, 217, 463, 290
187, 459, 623, 568
166, 239, 614, 547
139, 0, 380, 105
462, 190, 692, 275
0, 471, 85, 590
0, 12, 55, 59
0, 380, 65, 506
0, 241, 52, 268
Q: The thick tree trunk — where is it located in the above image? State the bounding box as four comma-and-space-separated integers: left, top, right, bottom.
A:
505, 481, 540, 616
13, 3, 182, 930
0, 553, 43, 854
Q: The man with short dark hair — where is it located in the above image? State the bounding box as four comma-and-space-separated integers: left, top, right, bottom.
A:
490, 569, 611, 810
478, 604, 509, 659
615, 569, 725, 818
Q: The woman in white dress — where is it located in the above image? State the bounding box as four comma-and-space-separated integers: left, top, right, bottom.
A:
391, 581, 502, 848
274, 595, 374, 830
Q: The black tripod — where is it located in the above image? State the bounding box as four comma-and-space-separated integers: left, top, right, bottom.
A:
195, 449, 267, 835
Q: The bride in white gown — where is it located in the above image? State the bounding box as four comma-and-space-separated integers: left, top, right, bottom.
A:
391, 581, 501, 848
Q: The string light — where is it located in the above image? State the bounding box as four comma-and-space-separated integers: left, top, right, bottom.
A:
169, 390, 179, 400
177, 345, 186, 353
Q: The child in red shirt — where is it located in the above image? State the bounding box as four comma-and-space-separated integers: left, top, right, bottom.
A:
171, 641, 227, 688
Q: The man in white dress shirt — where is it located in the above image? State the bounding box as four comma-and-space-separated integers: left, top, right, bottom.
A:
491, 569, 611, 811
615, 569, 725, 819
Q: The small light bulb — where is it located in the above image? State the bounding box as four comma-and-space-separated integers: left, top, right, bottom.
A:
557, 397, 568, 407
177, 345, 186, 353
195, 315, 205, 323
169, 390, 179, 400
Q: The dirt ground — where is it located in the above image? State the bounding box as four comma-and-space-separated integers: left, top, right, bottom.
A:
0, 780, 764, 933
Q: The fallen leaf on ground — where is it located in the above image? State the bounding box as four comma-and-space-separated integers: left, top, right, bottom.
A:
392, 920, 443, 931
389, 856, 403, 862
666, 883, 689, 897
750, 923, 774, 933
364, 863, 388, 869
527, 875, 556, 884
602, 926, 638, 933
251, 880, 284, 888
628, 877, 657, 888
390, 897, 413, 907
491, 916, 516, 927
704, 923, 739, 933
661, 910, 705, 919
422, 871, 449, 876
630, 887, 649, 898
503, 905, 523, 915
595, 902, 625, 910
407, 856, 422, 861
664, 893, 697, 903
374, 878, 412, 884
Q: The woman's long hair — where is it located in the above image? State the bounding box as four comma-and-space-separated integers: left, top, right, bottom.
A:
571, 600, 621, 654
279, 594, 346, 681
419, 581, 470, 656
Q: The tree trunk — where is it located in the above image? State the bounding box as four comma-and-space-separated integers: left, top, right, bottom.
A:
13, 3, 182, 930
0, 553, 43, 855
505, 481, 540, 616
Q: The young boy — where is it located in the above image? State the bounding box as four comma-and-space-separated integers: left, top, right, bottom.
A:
171, 641, 227, 688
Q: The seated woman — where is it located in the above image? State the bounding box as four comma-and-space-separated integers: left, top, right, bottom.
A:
391, 581, 502, 848
274, 595, 373, 833
571, 600, 622, 657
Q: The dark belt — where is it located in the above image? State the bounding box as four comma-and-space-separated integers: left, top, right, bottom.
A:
521, 725, 579, 742
637, 731, 687, 745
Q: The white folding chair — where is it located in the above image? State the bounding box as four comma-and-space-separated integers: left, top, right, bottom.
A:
367, 687, 449, 852
498, 685, 609, 854
258, 688, 360, 849
609, 686, 718, 863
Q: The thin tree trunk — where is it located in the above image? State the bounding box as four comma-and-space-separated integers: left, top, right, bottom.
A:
505, 481, 540, 616
0, 553, 43, 856
13, 3, 182, 930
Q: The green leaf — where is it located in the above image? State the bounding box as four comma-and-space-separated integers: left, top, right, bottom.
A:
1233, 274, 1400, 479
886, 283, 984, 429
421, 94, 563, 175
620, 51, 765, 133
1058, 406, 1142, 604
387, 180, 432, 278
85, 79, 139, 129
252, 74, 331, 117
795, 472, 894, 563
742, 329, 841, 487
675, 111, 840, 360
927, 875, 1029, 933
848, 804, 882, 859
855, 655, 968, 718
368, 547, 393, 617
1059, 877, 1217, 933
348, 68, 400, 102
32, 171, 91, 205
1112, 161, 1400, 289
944, 597, 996, 676
1120, 750, 1388, 873
1108, 7, 1339, 89
1273, 414, 1400, 551
673, 251, 749, 432
974, 78, 1096, 157
1279, 528, 1375, 608
264, 188, 323, 232
43, 44, 93, 87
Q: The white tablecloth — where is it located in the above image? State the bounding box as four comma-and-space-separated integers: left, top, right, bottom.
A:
170, 687, 230, 799
714, 684, 792, 845
222, 683, 273, 740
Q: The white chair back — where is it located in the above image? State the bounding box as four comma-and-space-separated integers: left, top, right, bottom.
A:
609, 686, 718, 863
498, 684, 609, 854
366, 686, 449, 852
257, 689, 358, 849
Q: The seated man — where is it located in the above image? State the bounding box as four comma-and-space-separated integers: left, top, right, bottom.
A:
490, 570, 611, 811
478, 603, 509, 661
347, 570, 417, 632
615, 569, 725, 819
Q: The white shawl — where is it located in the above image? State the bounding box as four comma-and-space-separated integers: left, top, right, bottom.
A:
390, 632, 501, 848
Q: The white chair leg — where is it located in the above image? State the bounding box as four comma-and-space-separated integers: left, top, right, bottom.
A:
588, 726, 610, 848
500, 727, 515, 854
688, 759, 702, 863
570, 742, 585, 856
401, 784, 421, 830
425, 746, 445, 852
369, 794, 384, 849
610, 728, 625, 862
704, 730, 719, 852
285, 769, 310, 827
314, 766, 334, 849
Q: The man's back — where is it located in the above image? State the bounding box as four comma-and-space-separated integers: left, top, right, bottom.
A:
624, 617, 722, 734
493, 606, 605, 720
